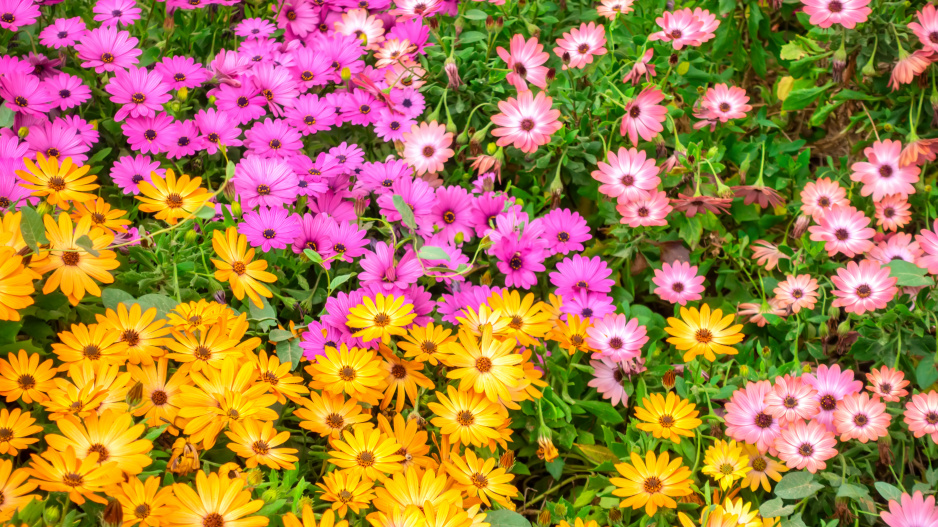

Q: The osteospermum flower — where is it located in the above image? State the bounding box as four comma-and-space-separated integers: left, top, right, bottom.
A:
903, 391, 938, 444
875, 194, 912, 232
592, 146, 661, 202
491, 90, 562, 154
617, 190, 672, 227
740, 444, 788, 492
653, 261, 705, 305
402, 121, 453, 175
39, 17, 87, 48
648, 8, 707, 49
550, 255, 614, 297
234, 156, 298, 209
850, 139, 919, 200
880, 491, 938, 527
587, 356, 629, 406
0, 408, 41, 455
115, 476, 174, 527
833, 392, 890, 443
93, 0, 141, 27
831, 259, 898, 315
105, 66, 172, 122
43, 73, 91, 111
0, 350, 56, 404
553, 22, 607, 69
585, 313, 648, 361
136, 168, 209, 225
31, 214, 119, 306
446, 326, 524, 402
910, 4, 938, 53
694, 84, 751, 124
917, 220, 938, 275
0, 73, 55, 116
346, 293, 416, 345
634, 392, 702, 444
122, 113, 179, 155
211, 227, 278, 309
16, 153, 98, 210
0, 248, 34, 321
802, 0, 871, 28
773, 274, 819, 313
803, 364, 863, 432
866, 366, 910, 402
167, 471, 266, 527
74, 25, 142, 72
701, 440, 750, 491
446, 448, 518, 507
27, 446, 121, 505
764, 374, 819, 427
428, 385, 505, 448
225, 418, 298, 470
807, 205, 875, 257
497, 34, 550, 91
610, 450, 692, 516
665, 304, 744, 363
598, 0, 634, 18
0, 0, 39, 31
621, 87, 667, 146
239, 206, 301, 253
800, 177, 849, 221
774, 419, 838, 473
724, 380, 781, 454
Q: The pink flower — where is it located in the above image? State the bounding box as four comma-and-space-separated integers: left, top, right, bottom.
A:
807, 204, 875, 257
724, 380, 781, 454
903, 391, 938, 444
909, 4, 938, 53
803, 364, 863, 432
833, 392, 890, 443
588, 356, 630, 407
234, 156, 299, 209
285, 94, 336, 136
773, 274, 819, 313
831, 259, 899, 315
497, 34, 550, 91
620, 87, 667, 146
850, 139, 919, 200
75, 25, 142, 73
800, 177, 848, 221
402, 121, 453, 175
195, 108, 242, 155
881, 491, 938, 527
616, 191, 672, 227
239, 206, 302, 253
889, 50, 934, 91
493, 235, 546, 290
541, 208, 591, 255
774, 419, 838, 473
0, 0, 40, 31
93, 0, 141, 27
154, 56, 211, 91
110, 154, 163, 195
553, 22, 607, 69
738, 300, 787, 327
623, 49, 656, 85
764, 374, 820, 427
122, 113, 178, 155
652, 261, 705, 305
801, 0, 871, 28
917, 220, 938, 274
42, 73, 91, 111
39, 17, 87, 49
244, 118, 303, 159
868, 233, 922, 266
693, 84, 751, 124
105, 66, 172, 122
875, 194, 912, 232
550, 254, 615, 297
491, 90, 562, 154
585, 313, 648, 361
648, 8, 707, 49
591, 147, 661, 202
751, 239, 788, 270
597, 0, 634, 19
0, 73, 55, 116
866, 366, 910, 403
235, 17, 276, 39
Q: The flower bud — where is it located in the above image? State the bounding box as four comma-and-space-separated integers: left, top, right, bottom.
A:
486, 142, 497, 155
837, 320, 851, 337
17, 126, 28, 139
485, 15, 495, 29
454, 231, 464, 245
537, 509, 551, 526
42, 504, 61, 525
103, 500, 123, 527
126, 381, 144, 407
546, 67, 556, 83
819, 322, 830, 338
209, 95, 217, 105
792, 214, 811, 239
177, 86, 188, 101
554, 504, 567, 517
229, 200, 242, 217
495, 16, 503, 28
561, 52, 570, 65
340, 67, 351, 82
163, 14, 174, 30
832, 43, 847, 82
662, 368, 676, 390
827, 304, 840, 319
355, 195, 369, 216
184, 229, 199, 245
499, 450, 515, 470
261, 489, 279, 503
608, 508, 623, 523
931, 89, 938, 128
213, 289, 227, 305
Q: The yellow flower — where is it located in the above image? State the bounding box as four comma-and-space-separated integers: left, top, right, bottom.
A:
446, 448, 518, 507
316, 470, 376, 518
721, 498, 762, 527
346, 293, 416, 344
366, 509, 421, 527
27, 446, 122, 505
95, 303, 172, 366
44, 408, 153, 475
0, 458, 38, 522
373, 466, 461, 515
446, 326, 524, 403
167, 470, 269, 527
740, 445, 788, 492
633, 393, 702, 444
115, 476, 175, 527
398, 323, 457, 366
610, 450, 693, 516
127, 358, 189, 431
377, 413, 432, 471
31, 213, 119, 305
250, 349, 309, 404
0, 350, 56, 403
558, 520, 600, 527
0, 408, 41, 455
296, 391, 370, 438
455, 303, 510, 338
284, 505, 349, 527
378, 346, 434, 412
166, 299, 235, 333
70, 197, 131, 233
136, 168, 210, 225
428, 385, 506, 448
52, 322, 126, 369
306, 344, 387, 406
166, 438, 201, 476
503, 347, 548, 409
547, 314, 594, 355
486, 289, 552, 346
327, 426, 403, 482
407, 502, 474, 527
41, 362, 131, 421
165, 313, 251, 372
665, 304, 744, 362
211, 227, 277, 309
701, 440, 750, 491
225, 418, 298, 470
0, 247, 35, 321
16, 153, 98, 209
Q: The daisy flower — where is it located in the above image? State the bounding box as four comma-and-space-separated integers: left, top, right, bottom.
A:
154, 56, 211, 91
0, 0, 39, 31
194, 108, 242, 155
39, 17, 88, 49
550, 254, 614, 297
917, 220, 938, 275
563, 290, 616, 321
633, 392, 702, 443
909, 4, 938, 53
801, 0, 871, 28
215, 82, 267, 126
491, 90, 562, 154
592, 146, 661, 202
493, 235, 546, 290
648, 8, 706, 49
610, 450, 692, 516
694, 84, 751, 124
346, 293, 416, 345
239, 206, 301, 253
701, 440, 751, 490
774, 419, 837, 473
289, 45, 332, 89
359, 242, 422, 292
724, 380, 781, 453
235, 18, 276, 39
740, 445, 788, 492
373, 109, 414, 142
866, 366, 910, 402
429, 185, 475, 241
664, 304, 744, 363
110, 154, 163, 195
833, 392, 890, 443
291, 213, 335, 257
553, 22, 607, 69
402, 121, 453, 175
831, 259, 898, 315
585, 313, 648, 361
93, 0, 141, 27
751, 239, 788, 270
889, 49, 934, 91
621, 86, 667, 146
880, 491, 938, 527
773, 274, 819, 313
868, 233, 922, 266
850, 139, 919, 200
800, 177, 848, 221
617, 190, 672, 227
234, 156, 298, 209
105, 66, 172, 122
74, 25, 142, 73
623, 48, 656, 85
653, 261, 705, 305
807, 205, 875, 257
166, 120, 202, 160
541, 208, 591, 255
0, 73, 55, 116
496, 34, 550, 91
122, 113, 178, 155
42, 73, 91, 111
597, 0, 634, 18
875, 194, 912, 232
276, 0, 319, 38
587, 356, 630, 406
803, 364, 864, 432
903, 391, 938, 444
244, 118, 303, 159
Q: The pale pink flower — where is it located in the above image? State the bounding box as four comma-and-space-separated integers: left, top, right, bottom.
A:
803, 364, 863, 432
850, 139, 919, 200
724, 380, 781, 454
596, 0, 634, 19
737, 300, 787, 327
691, 8, 719, 42
889, 49, 934, 91
831, 259, 899, 315
833, 392, 890, 443
915, 219, 938, 274
591, 146, 660, 202
903, 391, 938, 444
773, 274, 819, 313
333, 9, 385, 50
496, 34, 550, 92
693, 84, 751, 125
623, 49, 656, 85
648, 8, 707, 49
402, 121, 453, 175
808, 204, 875, 257
868, 233, 922, 266
588, 356, 630, 406
801, 0, 871, 28
585, 313, 648, 361
553, 22, 607, 70
751, 240, 788, 270
866, 366, 910, 403
800, 177, 848, 221
491, 90, 562, 154
774, 419, 838, 473
881, 491, 938, 527
616, 190, 671, 227
909, 4, 938, 53
652, 261, 705, 306
764, 374, 820, 427
875, 194, 912, 232
620, 86, 667, 146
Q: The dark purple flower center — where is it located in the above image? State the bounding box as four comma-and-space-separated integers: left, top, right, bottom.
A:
174, 73, 186, 82
144, 129, 157, 141
827, 0, 842, 12
263, 229, 277, 239
834, 228, 849, 241
557, 231, 570, 242
237, 96, 249, 108
57, 30, 69, 38
1, 13, 14, 23
509, 254, 523, 270
856, 284, 872, 298
257, 184, 271, 195
629, 106, 641, 118
269, 139, 282, 149
878, 165, 893, 178
59, 89, 71, 98
304, 116, 315, 126
102, 52, 115, 63
14, 96, 28, 107
520, 118, 535, 131
177, 136, 190, 147
132, 92, 146, 104
112, 9, 123, 16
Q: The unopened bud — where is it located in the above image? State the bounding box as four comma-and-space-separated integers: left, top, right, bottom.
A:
209, 95, 217, 105
832, 44, 847, 82
445, 59, 462, 90
17, 126, 28, 139
537, 509, 551, 525
546, 67, 556, 83
184, 229, 199, 245
177, 86, 189, 101
837, 320, 851, 337
554, 504, 567, 517
103, 500, 123, 527
213, 289, 227, 305
454, 231, 465, 245
792, 214, 811, 239
495, 16, 504, 28
662, 369, 676, 390
499, 449, 515, 470
36, 202, 53, 215
163, 14, 174, 30
229, 200, 242, 217
819, 322, 830, 338
127, 381, 144, 407
354, 196, 369, 216
340, 67, 351, 82
561, 52, 570, 65
608, 508, 622, 523
485, 15, 495, 29
43, 505, 61, 524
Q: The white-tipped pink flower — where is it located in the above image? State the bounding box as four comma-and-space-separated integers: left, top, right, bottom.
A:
616, 190, 672, 227
801, 0, 871, 29
648, 8, 711, 49
694, 84, 751, 125
402, 121, 454, 175
850, 139, 920, 201
866, 366, 910, 402
774, 419, 838, 473
491, 90, 562, 154
808, 204, 875, 257
773, 274, 819, 313
585, 313, 648, 361
880, 491, 938, 527
875, 194, 912, 232
800, 177, 849, 221
915, 219, 938, 275
831, 259, 899, 315
497, 34, 550, 92
553, 22, 607, 70
909, 4, 938, 53
868, 233, 922, 266
833, 392, 891, 443
591, 147, 660, 202
620, 86, 667, 146
652, 261, 705, 305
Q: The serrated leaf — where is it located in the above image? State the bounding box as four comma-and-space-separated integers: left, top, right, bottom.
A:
417, 245, 450, 261
887, 260, 933, 287
20, 207, 49, 252
775, 471, 823, 500
780, 42, 806, 60
75, 235, 100, 257
392, 195, 417, 231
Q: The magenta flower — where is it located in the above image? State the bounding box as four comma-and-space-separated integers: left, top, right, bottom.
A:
592, 146, 661, 202
327, 221, 369, 262
122, 113, 179, 155
42, 73, 91, 111
801, 0, 871, 28
621, 86, 667, 146
373, 109, 415, 143
300, 321, 344, 361
849, 139, 920, 201
831, 259, 899, 315
553, 22, 607, 70
322, 290, 367, 342
376, 176, 436, 235
216, 82, 268, 125
724, 380, 781, 454
550, 254, 614, 297
0, 73, 55, 116
284, 94, 336, 135
0, 160, 33, 211
428, 185, 475, 242
39, 17, 87, 49
26, 121, 89, 165
469, 192, 510, 237
881, 491, 938, 527
916, 220, 938, 274
234, 156, 299, 209
327, 142, 365, 174
491, 90, 562, 154
497, 34, 550, 91
585, 313, 648, 361
110, 154, 163, 195
244, 118, 303, 159
494, 235, 546, 289
105, 66, 172, 122
75, 25, 142, 73
277, 0, 318, 38
341, 89, 383, 127
166, 120, 203, 160
253, 63, 299, 118
309, 192, 356, 223
194, 108, 242, 155
562, 291, 615, 322
541, 208, 591, 255
653, 261, 705, 305
359, 242, 423, 292
807, 204, 874, 257
803, 364, 864, 432
438, 285, 502, 324
292, 213, 337, 256
389, 87, 426, 119
154, 56, 212, 90
58, 116, 98, 148
0, 0, 40, 31
235, 18, 276, 39
386, 17, 431, 55
289, 45, 333, 89
616, 191, 672, 227
239, 206, 302, 253
93, 0, 141, 27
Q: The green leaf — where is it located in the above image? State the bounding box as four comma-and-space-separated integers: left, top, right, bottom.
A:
329, 273, 354, 291
463, 8, 488, 19
256, 499, 287, 518
576, 443, 620, 464
759, 497, 797, 517
578, 400, 624, 424
20, 207, 49, 253
459, 31, 487, 44
417, 245, 450, 261
226, 160, 236, 181
269, 329, 294, 342
195, 206, 217, 220
545, 458, 564, 479
75, 235, 100, 257
303, 248, 323, 263
915, 354, 938, 389
875, 481, 903, 502
102, 288, 136, 310
135, 294, 179, 320
836, 482, 871, 500
781, 514, 808, 527
774, 471, 823, 500
782, 82, 834, 111
484, 509, 532, 527
779, 42, 806, 61
276, 339, 305, 371
887, 260, 933, 287
144, 424, 170, 441
0, 106, 14, 129
392, 195, 417, 231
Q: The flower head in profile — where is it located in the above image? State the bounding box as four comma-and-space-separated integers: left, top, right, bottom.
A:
653, 261, 705, 305
402, 121, 453, 175
889, 49, 933, 91
665, 304, 744, 363
621, 87, 667, 146
610, 450, 692, 516
553, 22, 607, 69
831, 259, 898, 315
497, 34, 550, 91
801, 0, 871, 28
491, 90, 562, 154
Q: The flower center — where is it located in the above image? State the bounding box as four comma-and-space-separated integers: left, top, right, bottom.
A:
754, 412, 773, 428
878, 164, 893, 178
338, 490, 353, 502
262, 229, 276, 239
471, 473, 489, 488
57, 30, 68, 38
475, 357, 493, 373
879, 383, 892, 393
752, 457, 767, 471
256, 184, 271, 195
509, 315, 524, 329
557, 231, 570, 242
151, 390, 168, 405
134, 504, 151, 519
339, 366, 356, 381
88, 443, 110, 461
818, 196, 831, 207
798, 443, 815, 456
207, 132, 219, 143
608, 337, 624, 349
925, 412, 938, 424
719, 463, 735, 475
643, 476, 662, 494
834, 228, 849, 241
194, 346, 212, 360
356, 450, 376, 467
853, 414, 869, 426
47, 148, 61, 158
59, 89, 72, 99
856, 284, 872, 298
132, 92, 146, 104
422, 145, 435, 158
783, 395, 798, 409
237, 96, 250, 108
0, 427, 13, 441
333, 243, 346, 253
48, 176, 67, 191
629, 106, 641, 118
443, 211, 456, 224
694, 329, 713, 344
63, 472, 84, 487
509, 254, 523, 270
820, 394, 837, 411
325, 413, 344, 429
144, 129, 157, 141
17, 374, 35, 390
232, 261, 247, 275
203, 512, 224, 527
373, 313, 390, 327
269, 139, 282, 149
671, 282, 685, 293
827, 0, 842, 12
252, 440, 270, 455
577, 43, 589, 54
166, 193, 184, 208
102, 52, 115, 63
121, 330, 141, 347
658, 415, 674, 428
62, 251, 80, 266
456, 410, 475, 426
